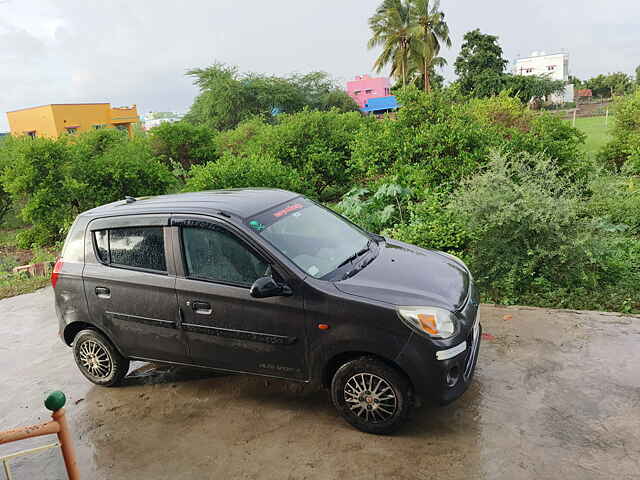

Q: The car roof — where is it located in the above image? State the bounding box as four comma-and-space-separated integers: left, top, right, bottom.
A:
81, 188, 301, 220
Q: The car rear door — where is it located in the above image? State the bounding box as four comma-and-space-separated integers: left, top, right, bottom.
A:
83, 215, 188, 363
170, 216, 309, 380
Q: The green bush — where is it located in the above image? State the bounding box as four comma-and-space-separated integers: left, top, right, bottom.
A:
351, 88, 586, 189
1, 137, 74, 246
184, 153, 306, 194
385, 191, 470, 256
219, 109, 367, 197
598, 90, 640, 169
148, 121, 218, 170
0, 130, 175, 246
67, 130, 176, 213
587, 174, 640, 234
450, 151, 640, 310
334, 182, 413, 233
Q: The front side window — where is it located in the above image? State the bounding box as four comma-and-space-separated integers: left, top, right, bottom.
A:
246, 197, 370, 279
93, 226, 166, 272
181, 226, 269, 286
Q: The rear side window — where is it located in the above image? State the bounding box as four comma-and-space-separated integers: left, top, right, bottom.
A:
93, 226, 166, 272
181, 226, 268, 286
61, 218, 85, 262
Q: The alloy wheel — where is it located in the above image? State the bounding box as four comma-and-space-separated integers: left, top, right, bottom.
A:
78, 340, 112, 378
344, 372, 397, 423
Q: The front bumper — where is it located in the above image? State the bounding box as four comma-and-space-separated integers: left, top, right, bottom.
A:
394, 290, 481, 404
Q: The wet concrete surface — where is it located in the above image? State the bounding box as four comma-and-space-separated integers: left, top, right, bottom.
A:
1, 287, 639, 479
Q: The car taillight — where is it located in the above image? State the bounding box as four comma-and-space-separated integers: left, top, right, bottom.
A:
51, 258, 63, 288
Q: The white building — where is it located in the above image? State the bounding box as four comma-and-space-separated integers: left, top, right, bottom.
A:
513, 51, 574, 104
141, 112, 184, 130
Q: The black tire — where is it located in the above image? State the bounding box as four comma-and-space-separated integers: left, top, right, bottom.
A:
331, 356, 412, 434
72, 329, 129, 387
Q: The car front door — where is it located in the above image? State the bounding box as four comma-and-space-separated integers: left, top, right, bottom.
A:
83, 215, 189, 363
171, 216, 308, 380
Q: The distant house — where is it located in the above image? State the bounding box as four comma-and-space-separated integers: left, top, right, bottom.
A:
6, 103, 139, 138
576, 89, 593, 100
142, 111, 184, 130
513, 51, 574, 104
346, 74, 397, 114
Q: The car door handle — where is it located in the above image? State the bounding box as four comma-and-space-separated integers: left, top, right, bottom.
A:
187, 301, 212, 315
95, 286, 111, 299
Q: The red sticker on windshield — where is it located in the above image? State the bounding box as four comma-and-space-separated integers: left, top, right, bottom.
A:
273, 203, 303, 218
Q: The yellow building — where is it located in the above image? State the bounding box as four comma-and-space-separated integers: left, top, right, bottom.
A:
6, 103, 139, 139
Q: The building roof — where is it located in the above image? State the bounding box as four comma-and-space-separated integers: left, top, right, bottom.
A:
576, 89, 593, 97
6, 103, 111, 113
361, 96, 398, 113
81, 189, 301, 220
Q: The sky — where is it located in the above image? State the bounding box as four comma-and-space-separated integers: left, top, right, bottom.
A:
1, 0, 639, 131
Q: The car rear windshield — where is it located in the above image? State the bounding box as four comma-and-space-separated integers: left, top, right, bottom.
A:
246, 197, 370, 278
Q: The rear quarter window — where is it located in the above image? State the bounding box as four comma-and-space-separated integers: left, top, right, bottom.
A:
61, 218, 85, 262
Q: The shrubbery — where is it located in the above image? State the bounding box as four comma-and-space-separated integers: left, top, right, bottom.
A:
351, 88, 587, 189
184, 153, 306, 194
0, 84, 638, 312
599, 89, 640, 169
0, 130, 175, 246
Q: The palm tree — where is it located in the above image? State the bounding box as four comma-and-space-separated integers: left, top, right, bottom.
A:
368, 0, 414, 87
408, 42, 447, 90
409, 0, 451, 91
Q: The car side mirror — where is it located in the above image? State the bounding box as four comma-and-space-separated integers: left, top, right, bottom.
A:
250, 276, 292, 298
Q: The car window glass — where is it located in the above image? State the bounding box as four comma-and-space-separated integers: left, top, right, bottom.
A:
94, 230, 109, 263
98, 227, 166, 271
247, 198, 369, 278
182, 226, 268, 286
62, 219, 85, 262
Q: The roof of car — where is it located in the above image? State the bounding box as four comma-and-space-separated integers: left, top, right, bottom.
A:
82, 188, 301, 220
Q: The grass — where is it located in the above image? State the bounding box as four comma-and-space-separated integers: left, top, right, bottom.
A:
566, 115, 614, 158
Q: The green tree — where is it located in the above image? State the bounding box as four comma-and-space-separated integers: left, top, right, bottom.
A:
454, 29, 507, 97
148, 121, 217, 170
502, 74, 566, 103
409, 0, 451, 91
636, 65, 640, 85
184, 63, 356, 130
368, 0, 414, 86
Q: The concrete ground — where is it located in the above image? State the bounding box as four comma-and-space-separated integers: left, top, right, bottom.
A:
1, 287, 639, 480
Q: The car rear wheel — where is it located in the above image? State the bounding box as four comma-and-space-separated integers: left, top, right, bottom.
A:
73, 329, 129, 387
331, 356, 412, 434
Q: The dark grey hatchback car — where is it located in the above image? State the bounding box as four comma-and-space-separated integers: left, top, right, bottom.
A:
53, 189, 481, 434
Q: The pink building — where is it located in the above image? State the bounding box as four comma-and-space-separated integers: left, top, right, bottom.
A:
346, 75, 392, 109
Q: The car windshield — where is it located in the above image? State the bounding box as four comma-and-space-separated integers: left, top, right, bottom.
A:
246, 197, 371, 278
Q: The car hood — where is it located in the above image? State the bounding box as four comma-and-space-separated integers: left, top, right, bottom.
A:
334, 239, 470, 310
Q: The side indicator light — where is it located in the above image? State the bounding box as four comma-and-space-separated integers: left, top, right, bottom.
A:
318, 324, 330, 330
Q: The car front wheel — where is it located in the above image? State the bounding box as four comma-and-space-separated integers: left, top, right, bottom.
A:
331, 356, 412, 434
72, 329, 129, 387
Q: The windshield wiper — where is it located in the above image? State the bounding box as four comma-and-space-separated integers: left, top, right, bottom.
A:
336, 240, 373, 269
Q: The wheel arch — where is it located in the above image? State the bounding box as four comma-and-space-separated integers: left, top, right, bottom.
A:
321, 351, 413, 392
63, 321, 125, 356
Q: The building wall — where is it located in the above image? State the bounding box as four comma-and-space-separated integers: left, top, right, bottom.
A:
7, 105, 58, 138
346, 75, 391, 108
6, 103, 139, 138
513, 52, 573, 103
514, 52, 569, 81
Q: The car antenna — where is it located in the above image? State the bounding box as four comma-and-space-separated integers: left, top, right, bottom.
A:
125, 196, 137, 204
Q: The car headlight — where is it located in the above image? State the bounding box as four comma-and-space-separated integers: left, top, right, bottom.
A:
397, 306, 457, 339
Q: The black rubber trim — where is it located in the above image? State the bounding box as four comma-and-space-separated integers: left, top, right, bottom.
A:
107, 311, 177, 329
181, 322, 296, 345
